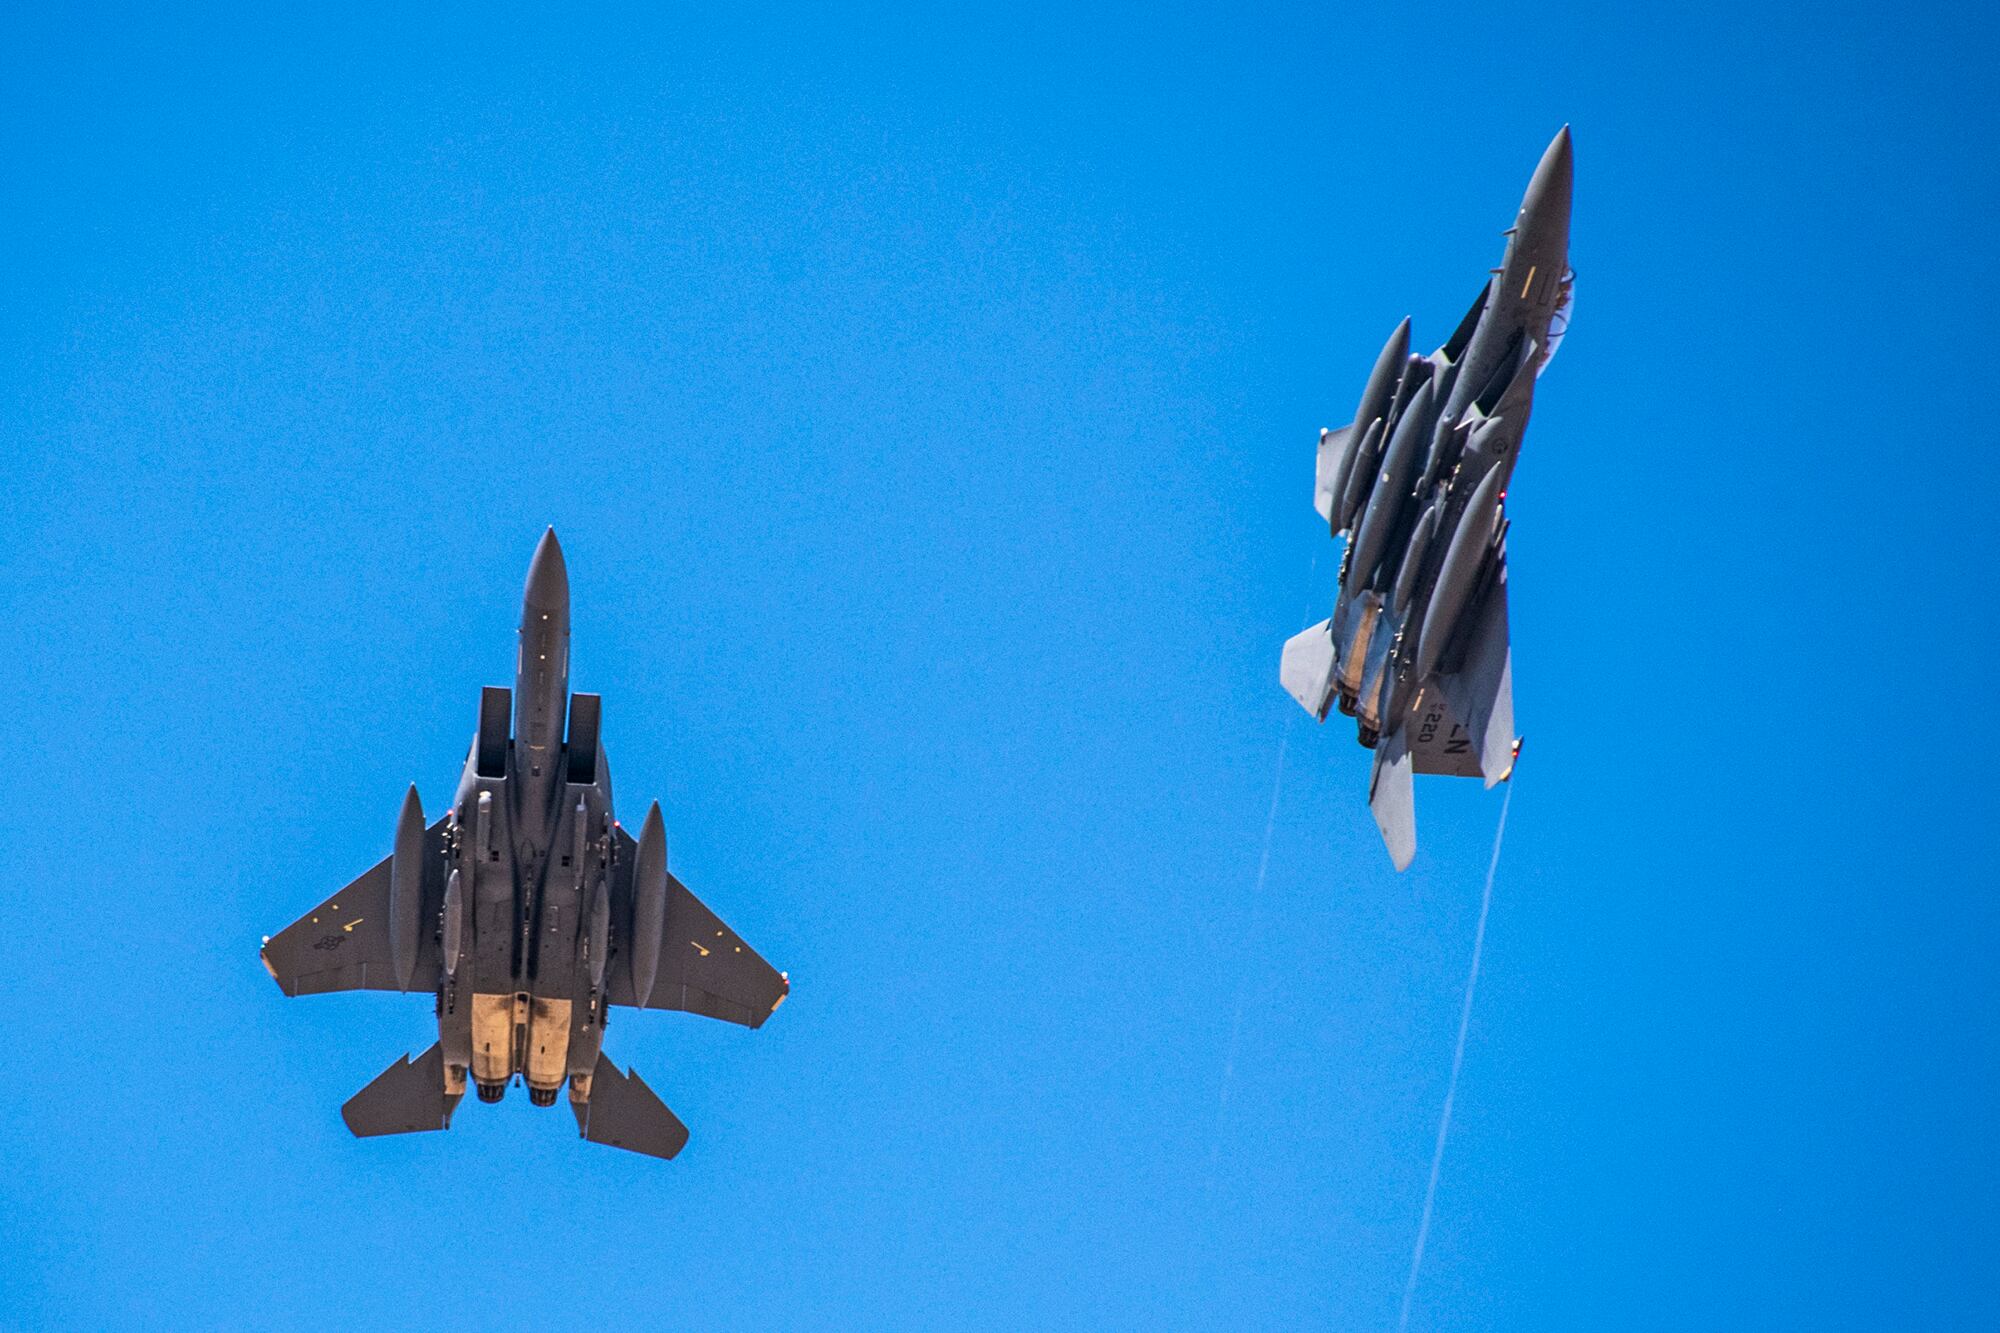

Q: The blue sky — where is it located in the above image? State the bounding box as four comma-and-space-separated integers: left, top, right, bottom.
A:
3, 3, 1996, 1328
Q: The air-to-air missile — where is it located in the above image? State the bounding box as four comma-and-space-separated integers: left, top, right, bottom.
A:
1282, 127, 1573, 870
262, 531, 789, 1160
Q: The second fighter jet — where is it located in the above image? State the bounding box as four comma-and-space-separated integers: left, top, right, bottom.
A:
1282, 128, 1574, 869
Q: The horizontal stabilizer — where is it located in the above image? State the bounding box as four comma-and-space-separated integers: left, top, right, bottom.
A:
1370, 727, 1417, 871
342, 1043, 458, 1138
1314, 424, 1352, 524
580, 1056, 690, 1161
1280, 619, 1337, 720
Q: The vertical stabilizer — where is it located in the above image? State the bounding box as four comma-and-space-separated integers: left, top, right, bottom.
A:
1370, 728, 1417, 871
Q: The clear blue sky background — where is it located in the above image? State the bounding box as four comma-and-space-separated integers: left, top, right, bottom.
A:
3, 3, 1995, 1328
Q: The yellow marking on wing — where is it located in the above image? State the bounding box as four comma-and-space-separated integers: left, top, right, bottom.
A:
343, 917, 366, 933
1520, 264, 1537, 298
691, 940, 710, 957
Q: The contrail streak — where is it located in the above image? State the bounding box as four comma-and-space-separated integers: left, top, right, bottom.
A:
1208, 556, 1317, 1185
1397, 782, 1513, 1333
1208, 710, 1295, 1173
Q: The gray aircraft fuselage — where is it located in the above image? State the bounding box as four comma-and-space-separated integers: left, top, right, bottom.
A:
450, 528, 601, 1109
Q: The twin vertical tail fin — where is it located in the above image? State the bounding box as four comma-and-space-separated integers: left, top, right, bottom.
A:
575, 1054, 691, 1161
1369, 728, 1417, 872
342, 1043, 460, 1138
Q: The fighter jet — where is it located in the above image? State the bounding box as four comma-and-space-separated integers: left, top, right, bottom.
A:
1281, 127, 1573, 870
262, 530, 789, 1160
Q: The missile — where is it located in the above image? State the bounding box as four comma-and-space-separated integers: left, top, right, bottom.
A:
1389, 500, 1441, 616
1418, 409, 1466, 496
1346, 377, 1436, 593
1331, 418, 1385, 534
442, 868, 464, 979
1384, 352, 1432, 424
1376, 653, 1415, 740
587, 877, 610, 992
388, 785, 425, 993
629, 802, 669, 1008
1416, 462, 1506, 681
1341, 355, 1427, 527
1327, 318, 1411, 531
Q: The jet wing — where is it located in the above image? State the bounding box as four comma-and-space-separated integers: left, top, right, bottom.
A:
608, 828, 789, 1028
1400, 544, 1517, 782
261, 817, 450, 996
1435, 555, 1517, 787
1406, 691, 1485, 778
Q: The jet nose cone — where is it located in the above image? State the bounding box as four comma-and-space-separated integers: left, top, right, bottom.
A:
1545, 124, 1573, 175
1524, 125, 1573, 214
1513, 125, 1573, 253
525, 527, 569, 613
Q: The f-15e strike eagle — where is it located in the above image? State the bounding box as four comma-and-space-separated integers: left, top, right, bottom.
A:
1282, 127, 1573, 870
263, 530, 788, 1160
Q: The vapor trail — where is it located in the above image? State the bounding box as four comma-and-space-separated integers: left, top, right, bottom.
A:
1209, 556, 1316, 1183
1397, 782, 1513, 1332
